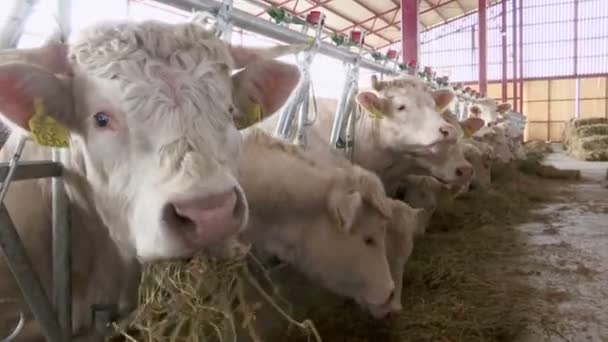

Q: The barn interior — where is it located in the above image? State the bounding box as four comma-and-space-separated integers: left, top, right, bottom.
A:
0, 0, 607, 341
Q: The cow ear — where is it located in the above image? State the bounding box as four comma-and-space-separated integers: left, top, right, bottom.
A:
356, 91, 386, 117
0, 63, 74, 134
432, 89, 454, 112
460, 117, 485, 135
469, 105, 482, 116
497, 103, 512, 113
231, 59, 300, 129
327, 188, 362, 233
228, 43, 308, 69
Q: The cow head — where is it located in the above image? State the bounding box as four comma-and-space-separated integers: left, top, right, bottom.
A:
392, 175, 448, 235
410, 141, 475, 191
365, 198, 419, 319
462, 142, 492, 190
356, 75, 458, 154
300, 167, 395, 308
0, 20, 300, 262
469, 97, 499, 126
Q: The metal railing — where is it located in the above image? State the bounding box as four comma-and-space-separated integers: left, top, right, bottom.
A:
0, 137, 71, 342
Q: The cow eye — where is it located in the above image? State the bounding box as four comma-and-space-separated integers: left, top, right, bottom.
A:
364, 236, 376, 246
397, 105, 406, 111
93, 112, 111, 128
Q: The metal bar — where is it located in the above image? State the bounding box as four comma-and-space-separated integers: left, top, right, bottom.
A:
573, 0, 579, 76
547, 80, 551, 140
501, 0, 507, 102
0, 161, 63, 182
401, 0, 419, 64
258, 0, 380, 50
423, 0, 448, 21
254, 0, 290, 17
53, 1, 73, 338
0, 205, 65, 342
353, 0, 400, 33
518, 0, 523, 113
51, 149, 71, 342
478, 0, 488, 95
164, 0, 397, 74
421, 0, 458, 15
56, 0, 72, 38
461, 72, 608, 84
0, 139, 65, 342
0, 0, 40, 48
318, 4, 393, 43
512, 0, 518, 112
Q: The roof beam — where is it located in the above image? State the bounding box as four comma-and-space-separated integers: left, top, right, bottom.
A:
423, 0, 448, 21
336, 6, 399, 34
321, 3, 394, 43
353, 0, 401, 32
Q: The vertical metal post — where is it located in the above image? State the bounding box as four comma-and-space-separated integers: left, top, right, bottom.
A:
478, 0, 488, 95
0, 138, 65, 342
53, 1, 73, 339
401, 0, 419, 65
512, 0, 518, 112
501, 0, 508, 103
573, 0, 580, 118
518, 0, 524, 113
0, 0, 40, 48
52, 148, 71, 342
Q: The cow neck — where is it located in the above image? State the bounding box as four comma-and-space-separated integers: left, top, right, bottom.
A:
351, 112, 389, 174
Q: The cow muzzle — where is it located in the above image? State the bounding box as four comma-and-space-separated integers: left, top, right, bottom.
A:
164, 185, 248, 251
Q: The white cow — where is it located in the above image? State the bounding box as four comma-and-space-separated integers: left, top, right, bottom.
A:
238, 128, 395, 309
0, 20, 300, 340
287, 75, 474, 192
469, 98, 512, 127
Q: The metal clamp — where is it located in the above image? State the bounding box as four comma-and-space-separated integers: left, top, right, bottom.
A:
91, 304, 119, 336
274, 13, 326, 146
0, 298, 25, 342
329, 31, 366, 161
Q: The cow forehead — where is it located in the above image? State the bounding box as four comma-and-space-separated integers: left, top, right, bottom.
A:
70, 20, 235, 134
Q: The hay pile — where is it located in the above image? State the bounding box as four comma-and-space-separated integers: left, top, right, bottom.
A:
563, 118, 608, 161
108, 249, 319, 342
282, 157, 565, 342
523, 139, 552, 155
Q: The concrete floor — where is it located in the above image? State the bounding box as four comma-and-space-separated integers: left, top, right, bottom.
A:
515, 145, 608, 342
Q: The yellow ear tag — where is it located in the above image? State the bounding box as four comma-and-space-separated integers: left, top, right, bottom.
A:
307, 37, 316, 48
368, 107, 384, 120
463, 126, 473, 138
333, 210, 345, 232
27, 98, 70, 148
235, 101, 263, 129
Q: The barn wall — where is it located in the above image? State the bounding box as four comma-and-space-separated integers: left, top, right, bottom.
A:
470, 75, 608, 142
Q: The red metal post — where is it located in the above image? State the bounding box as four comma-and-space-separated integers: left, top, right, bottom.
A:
518, 0, 524, 113
512, 0, 518, 111
401, 0, 420, 65
478, 0, 488, 95
501, 0, 507, 102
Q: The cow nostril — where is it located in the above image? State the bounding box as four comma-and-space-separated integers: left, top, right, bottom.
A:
387, 289, 395, 302
439, 127, 449, 137
456, 168, 464, 177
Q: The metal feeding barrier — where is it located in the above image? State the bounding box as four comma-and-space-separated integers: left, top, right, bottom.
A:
273, 11, 325, 146
329, 31, 367, 161
0, 137, 70, 342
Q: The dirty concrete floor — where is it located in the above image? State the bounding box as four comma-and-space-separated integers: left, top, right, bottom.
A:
514, 144, 608, 342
